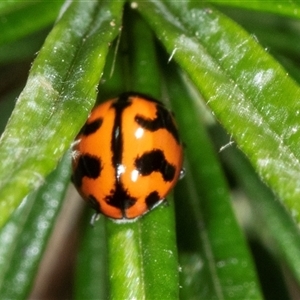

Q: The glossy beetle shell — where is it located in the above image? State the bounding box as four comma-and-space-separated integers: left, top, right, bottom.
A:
72, 92, 183, 220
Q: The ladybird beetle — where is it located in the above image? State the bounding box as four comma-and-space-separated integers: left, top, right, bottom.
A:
72, 92, 183, 221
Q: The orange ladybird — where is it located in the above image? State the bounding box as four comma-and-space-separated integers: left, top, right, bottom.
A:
72, 92, 183, 221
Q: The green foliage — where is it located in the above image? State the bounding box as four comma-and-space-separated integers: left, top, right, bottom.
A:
1, 0, 300, 299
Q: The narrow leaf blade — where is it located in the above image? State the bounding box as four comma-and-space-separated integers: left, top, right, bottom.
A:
0, 1, 124, 228
135, 0, 300, 224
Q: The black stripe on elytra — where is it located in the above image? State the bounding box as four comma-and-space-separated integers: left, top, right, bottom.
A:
106, 94, 136, 218
135, 104, 180, 143
105, 184, 137, 218
110, 96, 132, 178
80, 118, 103, 136
135, 149, 176, 182
145, 191, 161, 210
72, 154, 102, 187
118, 91, 162, 105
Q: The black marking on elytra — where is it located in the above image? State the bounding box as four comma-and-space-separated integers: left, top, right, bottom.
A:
111, 97, 132, 180
135, 149, 176, 182
87, 195, 101, 213
72, 154, 102, 187
118, 91, 162, 105
145, 191, 161, 210
135, 104, 180, 143
81, 118, 103, 136
105, 183, 137, 218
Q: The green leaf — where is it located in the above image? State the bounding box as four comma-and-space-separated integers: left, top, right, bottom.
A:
178, 253, 203, 299
106, 10, 179, 299
0, 152, 71, 299
209, 1, 300, 18
75, 211, 108, 300
134, 0, 300, 224
218, 8, 300, 73
0, 1, 64, 46
214, 126, 300, 288
2, 1, 300, 298
76, 9, 180, 299
0, 1, 124, 228
163, 62, 263, 299
123, 8, 162, 97
0, 30, 48, 65
0, 2, 31, 15
74, 30, 124, 300
105, 202, 179, 300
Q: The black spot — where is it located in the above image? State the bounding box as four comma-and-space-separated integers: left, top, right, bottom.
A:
105, 183, 137, 218
135, 149, 176, 182
145, 191, 161, 210
72, 154, 102, 187
117, 92, 135, 103
135, 105, 180, 143
118, 91, 162, 105
81, 118, 103, 136
111, 98, 131, 175
87, 195, 101, 212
